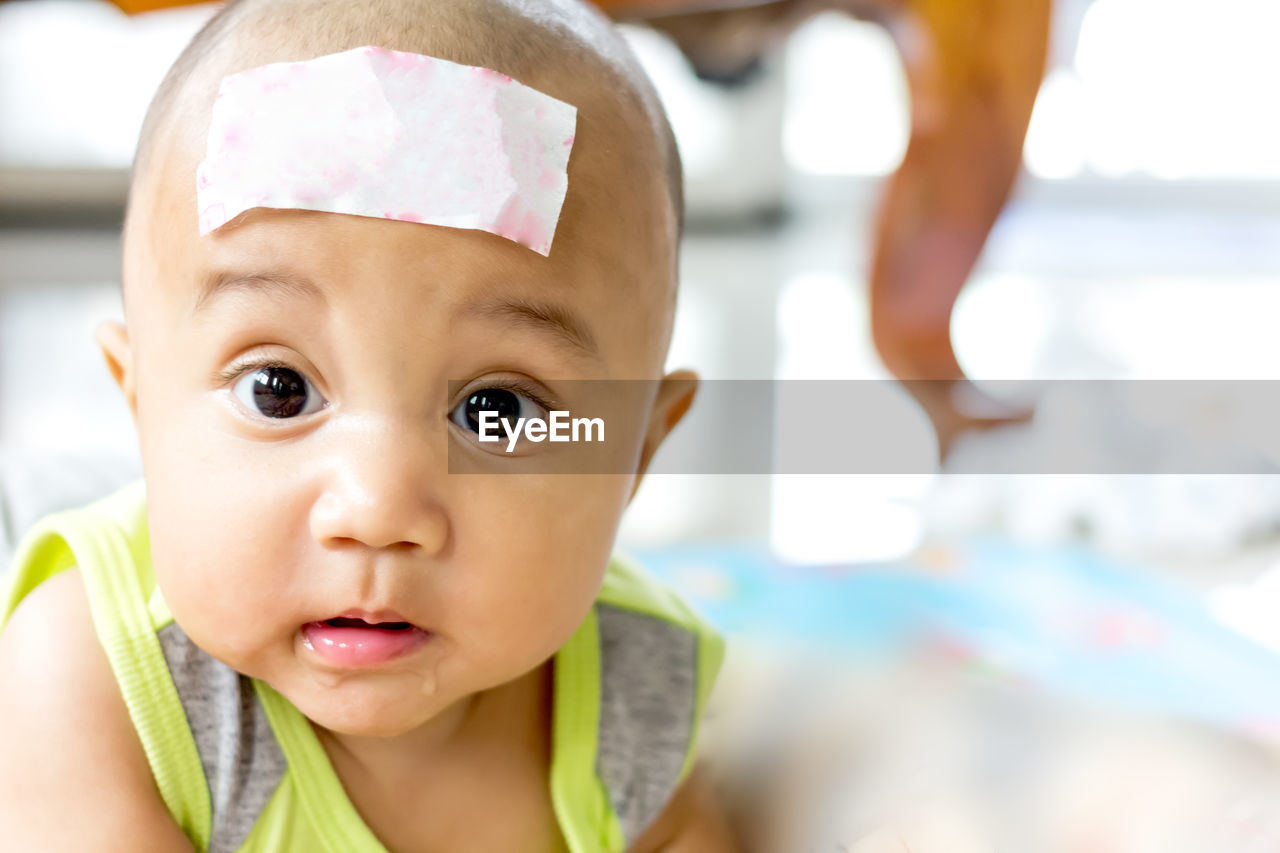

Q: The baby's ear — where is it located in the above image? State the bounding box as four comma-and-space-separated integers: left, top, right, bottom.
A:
630, 369, 698, 502
94, 320, 138, 420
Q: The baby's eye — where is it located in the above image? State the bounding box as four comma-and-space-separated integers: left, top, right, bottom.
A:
449, 387, 548, 437
232, 365, 326, 419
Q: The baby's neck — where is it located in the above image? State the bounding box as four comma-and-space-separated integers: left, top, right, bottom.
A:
310, 661, 562, 852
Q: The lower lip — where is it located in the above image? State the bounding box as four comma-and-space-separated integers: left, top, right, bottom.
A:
301, 621, 431, 667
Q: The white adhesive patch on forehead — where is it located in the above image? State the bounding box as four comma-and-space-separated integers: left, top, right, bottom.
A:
195, 45, 578, 256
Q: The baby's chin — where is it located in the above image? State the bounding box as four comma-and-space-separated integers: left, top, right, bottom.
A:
286, 673, 467, 739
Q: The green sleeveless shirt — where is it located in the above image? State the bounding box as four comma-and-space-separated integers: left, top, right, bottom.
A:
1, 481, 724, 853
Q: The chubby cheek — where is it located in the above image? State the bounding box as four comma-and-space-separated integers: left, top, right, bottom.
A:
140, 406, 312, 670
450, 473, 632, 674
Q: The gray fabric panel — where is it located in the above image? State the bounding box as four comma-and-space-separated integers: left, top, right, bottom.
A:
158, 622, 287, 853
594, 602, 699, 846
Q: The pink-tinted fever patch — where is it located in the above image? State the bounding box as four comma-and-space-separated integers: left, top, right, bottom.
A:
195, 45, 577, 256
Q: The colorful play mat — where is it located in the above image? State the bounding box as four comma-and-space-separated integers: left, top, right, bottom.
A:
635, 539, 1280, 739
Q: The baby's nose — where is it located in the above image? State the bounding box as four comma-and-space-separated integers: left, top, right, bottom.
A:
309, 420, 448, 552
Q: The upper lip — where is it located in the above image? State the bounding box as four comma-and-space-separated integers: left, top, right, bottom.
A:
324, 608, 415, 625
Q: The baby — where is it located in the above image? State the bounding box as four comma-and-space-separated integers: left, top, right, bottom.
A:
0, 0, 736, 851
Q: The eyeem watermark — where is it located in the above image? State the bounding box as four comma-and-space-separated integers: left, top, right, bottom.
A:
477, 410, 605, 452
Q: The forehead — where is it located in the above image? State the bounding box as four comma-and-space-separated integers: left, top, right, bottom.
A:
192, 208, 599, 318
129, 169, 654, 372
185, 210, 610, 366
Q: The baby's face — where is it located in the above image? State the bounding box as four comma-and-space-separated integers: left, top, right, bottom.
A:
105, 118, 684, 736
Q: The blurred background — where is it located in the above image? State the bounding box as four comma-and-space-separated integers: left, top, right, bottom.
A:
5, 0, 1280, 847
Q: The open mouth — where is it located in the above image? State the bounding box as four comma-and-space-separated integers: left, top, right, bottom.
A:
322, 617, 414, 631
301, 614, 431, 666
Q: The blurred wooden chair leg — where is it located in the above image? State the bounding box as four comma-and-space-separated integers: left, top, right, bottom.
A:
869, 0, 1051, 455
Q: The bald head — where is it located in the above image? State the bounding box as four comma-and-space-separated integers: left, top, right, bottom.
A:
122, 0, 686, 369
119, 0, 689, 382
130, 0, 682, 236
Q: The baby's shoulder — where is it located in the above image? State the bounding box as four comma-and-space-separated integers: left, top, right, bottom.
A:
0, 568, 191, 849
0, 567, 117, 709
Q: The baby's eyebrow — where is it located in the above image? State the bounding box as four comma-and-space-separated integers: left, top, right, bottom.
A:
463, 296, 600, 360
194, 269, 599, 360
194, 269, 326, 314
